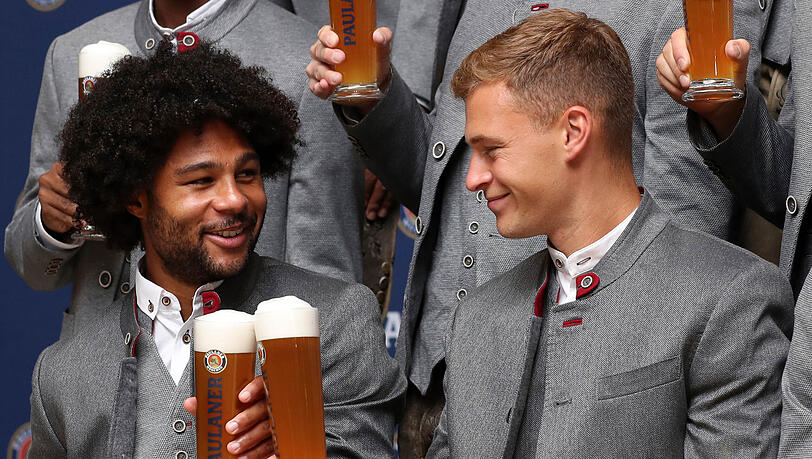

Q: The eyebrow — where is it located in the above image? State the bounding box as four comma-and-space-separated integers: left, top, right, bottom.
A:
466, 134, 504, 146
174, 151, 260, 176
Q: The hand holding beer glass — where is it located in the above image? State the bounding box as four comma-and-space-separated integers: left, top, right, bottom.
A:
255, 296, 327, 459
192, 310, 272, 458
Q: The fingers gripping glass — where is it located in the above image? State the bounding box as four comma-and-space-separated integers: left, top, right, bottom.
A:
328, 0, 383, 102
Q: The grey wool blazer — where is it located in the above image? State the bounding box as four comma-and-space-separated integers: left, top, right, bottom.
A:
686, 1, 812, 456
29, 254, 406, 459
4, 0, 365, 340
427, 194, 793, 458
342, 0, 788, 391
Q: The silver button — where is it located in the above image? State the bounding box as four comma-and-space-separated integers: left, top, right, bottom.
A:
462, 255, 474, 268
378, 276, 390, 289
124, 333, 131, 345
787, 195, 798, 215
182, 332, 191, 344
456, 288, 468, 301
759, 0, 766, 10
415, 216, 424, 235
148, 302, 154, 313
580, 276, 593, 289
172, 419, 186, 433
468, 222, 479, 234
175, 451, 188, 459
182, 34, 196, 47
554, 259, 564, 269
161, 296, 172, 306
119, 282, 131, 294
98, 270, 112, 288
145, 38, 156, 50
476, 190, 485, 203
381, 261, 392, 276
163, 32, 173, 39
432, 142, 446, 160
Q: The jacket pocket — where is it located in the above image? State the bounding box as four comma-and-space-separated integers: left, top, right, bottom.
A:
597, 356, 681, 400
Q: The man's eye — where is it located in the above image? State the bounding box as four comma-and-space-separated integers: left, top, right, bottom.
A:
237, 169, 259, 179
187, 177, 213, 185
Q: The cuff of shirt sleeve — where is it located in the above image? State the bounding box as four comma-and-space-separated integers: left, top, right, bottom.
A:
34, 200, 83, 251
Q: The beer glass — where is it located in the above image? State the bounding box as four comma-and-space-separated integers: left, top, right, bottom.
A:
681, 0, 743, 101
328, 0, 383, 102
193, 310, 257, 459
254, 296, 327, 459
74, 41, 131, 241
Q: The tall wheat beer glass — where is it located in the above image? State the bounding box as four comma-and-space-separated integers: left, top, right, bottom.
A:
681, 0, 744, 101
75, 41, 131, 240
193, 310, 257, 459
254, 296, 327, 458
328, 0, 383, 101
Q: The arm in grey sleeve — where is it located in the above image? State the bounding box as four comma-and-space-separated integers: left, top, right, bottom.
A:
687, 79, 796, 228
338, 68, 432, 213
321, 283, 407, 458
29, 350, 67, 459
683, 262, 793, 458
285, 89, 363, 283
4, 37, 79, 290
779, 279, 812, 457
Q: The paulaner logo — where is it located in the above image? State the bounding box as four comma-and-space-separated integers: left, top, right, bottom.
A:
339, 0, 356, 45
26, 0, 66, 12
204, 349, 227, 374
206, 377, 225, 454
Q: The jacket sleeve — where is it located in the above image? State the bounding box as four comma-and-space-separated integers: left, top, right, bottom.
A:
29, 349, 67, 459
284, 88, 363, 283
4, 37, 81, 291
321, 283, 407, 458
779, 278, 812, 457
687, 79, 796, 228
683, 261, 792, 458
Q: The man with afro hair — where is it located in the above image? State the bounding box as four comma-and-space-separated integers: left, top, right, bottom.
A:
28, 41, 405, 458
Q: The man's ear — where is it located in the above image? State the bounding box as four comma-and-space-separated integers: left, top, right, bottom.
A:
126, 189, 148, 220
561, 106, 593, 163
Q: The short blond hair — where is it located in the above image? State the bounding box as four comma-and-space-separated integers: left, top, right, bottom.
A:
451, 9, 635, 158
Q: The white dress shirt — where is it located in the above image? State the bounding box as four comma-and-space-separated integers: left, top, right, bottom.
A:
135, 261, 222, 385
548, 208, 637, 305
149, 0, 227, 36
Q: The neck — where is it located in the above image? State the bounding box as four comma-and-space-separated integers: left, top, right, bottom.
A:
547, 163, 641, 257
152, 0, 209, 29
142, 250, 197, 321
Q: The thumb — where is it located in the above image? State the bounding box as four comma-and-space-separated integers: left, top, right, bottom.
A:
726, 39, 750, 91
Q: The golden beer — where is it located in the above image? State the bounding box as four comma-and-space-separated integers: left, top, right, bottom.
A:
255, 297, 327, 459
682, 0, 743, 101
328, 0, 383, 101
193, 311, 257, 459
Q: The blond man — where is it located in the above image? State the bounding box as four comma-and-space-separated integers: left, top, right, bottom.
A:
427, 10, 792, 458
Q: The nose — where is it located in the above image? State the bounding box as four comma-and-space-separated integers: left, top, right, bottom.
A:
212, 178, 249, 214
465, 151, 493, 192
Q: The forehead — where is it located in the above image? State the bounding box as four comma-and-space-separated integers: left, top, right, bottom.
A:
165, 120, 254, 169
464, 83, 532, 139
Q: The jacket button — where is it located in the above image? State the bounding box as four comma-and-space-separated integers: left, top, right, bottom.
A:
476, 190, 485, 203
162, 296, 172, 306
456, 288, 468, 301
145, 38, 156, 50
98, 270, 112, 288
182, 332, 191, 344
462, 255, 474, 268
415, 216, 424, 235
119, 282, 131, 294
580, 275, 593, 289
432, 142, 446, 160
787, 195, 798, 215
758, 0, 766, 10
172, 419, 187, 433
175, 451, 188, 459
468, 222, 479, 234
148, 302, 154, 313
124, 332, 131, 345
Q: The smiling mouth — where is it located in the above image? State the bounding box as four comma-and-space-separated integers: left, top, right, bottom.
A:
209, 227, 244, 238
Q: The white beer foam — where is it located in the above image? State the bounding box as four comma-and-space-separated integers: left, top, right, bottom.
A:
78, 41, 131, 78
194, 310, 256, 353
254, 296, 319, 340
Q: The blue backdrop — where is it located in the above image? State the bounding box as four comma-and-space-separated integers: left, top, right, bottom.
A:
0, 1, 413, 455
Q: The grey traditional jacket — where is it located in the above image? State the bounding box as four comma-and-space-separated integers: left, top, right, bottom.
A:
4, 0, 364, 336
684, 1, 812, 455
29, 254, 406, 458
427, 195, 793, 458
342, 0, 790, 394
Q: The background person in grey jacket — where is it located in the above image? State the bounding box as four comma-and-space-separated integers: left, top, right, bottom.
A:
427, 11, 792, 457
306, 0, 790, 455
4, 0, 366, 344
656, 5, 812, 456
30, 42, 404, 458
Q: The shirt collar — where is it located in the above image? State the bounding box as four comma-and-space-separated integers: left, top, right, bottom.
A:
548, 207, 638, 279
135, 258, 223, 321
149, 0, 228, 35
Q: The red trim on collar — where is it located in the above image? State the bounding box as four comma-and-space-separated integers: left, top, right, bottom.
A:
177, 32, 199, 52
531, 3, 550, 11
202, 291, 221, 314
534, 267, 550, 317
575, 272, 599, 299
131, 297, 143, 357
